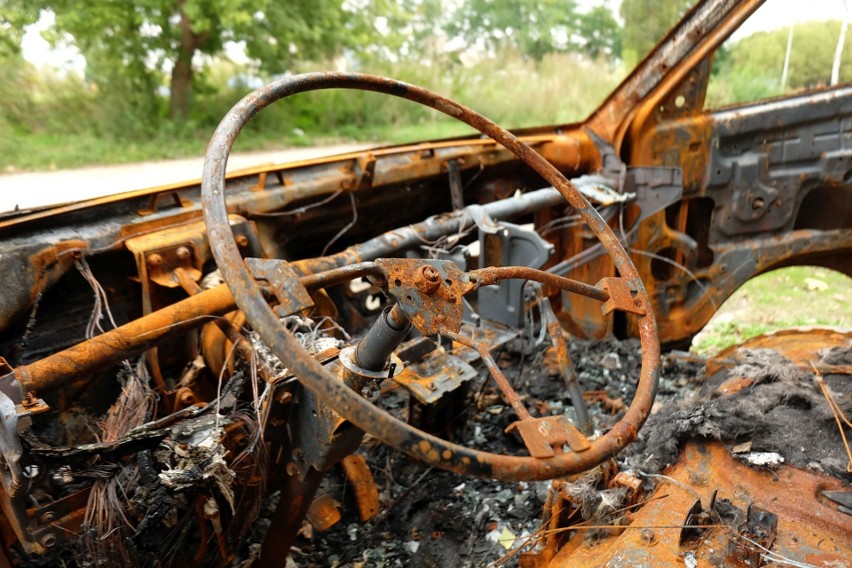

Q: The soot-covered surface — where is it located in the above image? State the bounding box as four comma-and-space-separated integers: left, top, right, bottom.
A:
287, 338, 705, 568
623, 344, 852, 477
283, 337, 851, 568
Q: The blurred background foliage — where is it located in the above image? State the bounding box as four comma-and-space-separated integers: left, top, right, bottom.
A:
0, 0, 849, 171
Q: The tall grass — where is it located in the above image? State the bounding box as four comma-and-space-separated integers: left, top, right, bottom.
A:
0, 51, 624, 172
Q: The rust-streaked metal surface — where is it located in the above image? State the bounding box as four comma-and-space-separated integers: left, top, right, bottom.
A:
547, 443, 852, 567
392, 348, 477, 405
715, 327, 852, 366
11, 284, 236, 397
305, 494, 342, 532
4, 262, 388, 397
340, 455, 381, 523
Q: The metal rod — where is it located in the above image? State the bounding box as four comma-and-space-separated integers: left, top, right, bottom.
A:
15, 284, 236, 396
291, 187, 566, 275
354, 305, 411, 372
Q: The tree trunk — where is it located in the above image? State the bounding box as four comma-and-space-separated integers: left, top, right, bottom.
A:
169, 54, 194, 122
168, 0, 199, 122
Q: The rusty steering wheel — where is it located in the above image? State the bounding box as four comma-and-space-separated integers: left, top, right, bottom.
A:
201, 73, 660, 481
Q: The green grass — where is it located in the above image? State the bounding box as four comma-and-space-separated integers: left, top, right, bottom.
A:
332, 120, 477, 145
1, 50, 625, 173
0, 128, 332, 173
692, 266, 852, 355
0, 120, 480, 173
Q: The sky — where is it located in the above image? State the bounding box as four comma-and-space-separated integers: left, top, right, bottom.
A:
20, 0, 852, 74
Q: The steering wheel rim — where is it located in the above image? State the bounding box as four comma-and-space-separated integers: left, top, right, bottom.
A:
201, 72, 660, 481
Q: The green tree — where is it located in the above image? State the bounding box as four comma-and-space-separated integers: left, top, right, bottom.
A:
620, 0, 693, 66
445, 0, 620, 61
730, 20, 852, 89
29, 0, 357, 123
707, 20, 852, 108
0, 1, 39, 57
577, 4, 621, 59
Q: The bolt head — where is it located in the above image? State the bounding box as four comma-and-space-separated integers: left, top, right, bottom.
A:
417, 265, 442, 294
640, 528, 656, 545
147, 253, 163, 267
176, 246, 191, 260
422, 266, 440, 281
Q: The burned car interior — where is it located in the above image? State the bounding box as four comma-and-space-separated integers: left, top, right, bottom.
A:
0, 0, 850, 566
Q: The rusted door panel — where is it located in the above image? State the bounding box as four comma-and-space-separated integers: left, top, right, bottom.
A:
621, 81, 852, 345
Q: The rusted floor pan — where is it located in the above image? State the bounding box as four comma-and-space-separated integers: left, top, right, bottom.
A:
550, 442, 851, 567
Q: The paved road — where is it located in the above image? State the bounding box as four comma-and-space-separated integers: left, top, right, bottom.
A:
0, 144, 374, 213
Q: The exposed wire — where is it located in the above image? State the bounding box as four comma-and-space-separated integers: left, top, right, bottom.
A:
215, 341, 240, 432
723, 529, 819, 568
494, 493, 672, 566
249, 188, 344, 217
628, 249, 719, 312
812, 364, 852, 472
321, 191, 358, 256
635, 470, 703, 500
76, 258, 119, 339
462, 161, 485, 190
82, 359, 156, 565
408, 210, 476, 259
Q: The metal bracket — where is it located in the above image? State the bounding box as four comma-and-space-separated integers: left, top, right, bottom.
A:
468, 206, 554, 327
506, 415, 590, 458
0, 357, 23, 404
245, 258, 314, 316
393, 348, 477, 405
447, 159, 464, 211
376, 258, 470, 336
596, 277, 646, 316
729, 504, 778, 566
136, 190, 192, 216
286, 360, 366, 480
0, 390, 35, 553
